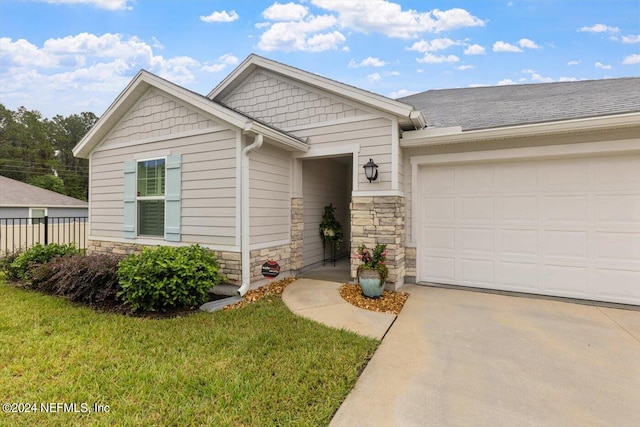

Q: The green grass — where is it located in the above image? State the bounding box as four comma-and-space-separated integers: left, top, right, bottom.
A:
0, 282, 378, 426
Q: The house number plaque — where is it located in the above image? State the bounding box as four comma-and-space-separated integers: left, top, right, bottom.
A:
262, 260, 280, 278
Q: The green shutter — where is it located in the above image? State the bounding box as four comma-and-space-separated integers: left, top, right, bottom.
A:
123, 160, 136, 239
165, 155, 181, 242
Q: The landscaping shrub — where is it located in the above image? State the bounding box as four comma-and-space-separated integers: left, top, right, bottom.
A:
38, 253, 124, 307
117, 244, 225, 312
0, 249, 24, 281
8, 243, 80, 282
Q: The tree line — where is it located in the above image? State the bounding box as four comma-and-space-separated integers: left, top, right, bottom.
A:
0, 104, 97, 201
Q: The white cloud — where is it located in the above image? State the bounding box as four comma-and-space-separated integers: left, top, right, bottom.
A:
558, 77, 578, 82
464, 44, 485, 55
201, 53, 239, 73
0, 33, 204, 116
417, 53, 459, 63
567, 60, 580, 66
622, 35, 640, 44
310, 0, 484, 38
522, 69, 554, 82
349, 57, 387, 68
263, 2, 308, 21
367, 73, 382, 83
623, 54, 640, 64
42, 0, 131, 10
518, 38, 540, 49
595, 61, 612, 70
497, 79, 516, 85
579, 24, 619, 33
455, 65, 475, 70
389, 89, 418, 98
493, 41, 522, 52
408, 38, 459, 52
200, 10, 239, 23
257, 13, 344, 52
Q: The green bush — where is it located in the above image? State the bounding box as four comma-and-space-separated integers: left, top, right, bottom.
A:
34, 253, 124, 307
0, 249, 24, 281
117, 245, 225, 312
8, 243, 81, 282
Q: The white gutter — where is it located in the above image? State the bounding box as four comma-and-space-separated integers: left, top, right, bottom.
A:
238, 133, 263, 296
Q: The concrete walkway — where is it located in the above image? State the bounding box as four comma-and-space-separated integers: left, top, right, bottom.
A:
330, 285, 640, 427
282, 278, 396, 340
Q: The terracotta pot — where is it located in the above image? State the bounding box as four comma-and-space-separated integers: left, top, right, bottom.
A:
358, 268, 384, 298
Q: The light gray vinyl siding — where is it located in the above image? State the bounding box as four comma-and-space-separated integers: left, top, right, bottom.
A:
294, 117, 393, 190
302, 158, 351, 267
90, 129, 238, 246
249, 143, 291, 246
48, 207, 88, 218
0, 207, 29, 218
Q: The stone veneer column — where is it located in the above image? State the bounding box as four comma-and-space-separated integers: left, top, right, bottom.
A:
350, 196, 405, 288
290, 198, 304, 272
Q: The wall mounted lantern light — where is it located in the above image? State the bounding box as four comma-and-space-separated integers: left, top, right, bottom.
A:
363, 158, 379, 183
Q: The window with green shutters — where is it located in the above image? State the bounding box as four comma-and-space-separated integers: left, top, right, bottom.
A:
137, 159, 165, 237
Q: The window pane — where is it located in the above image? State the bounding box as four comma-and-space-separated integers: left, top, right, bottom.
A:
31, 208, 45, 225
138, 200, 164, 236
137, 159, 165, 196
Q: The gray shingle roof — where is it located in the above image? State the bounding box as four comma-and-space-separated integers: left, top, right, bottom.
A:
0, 175, 88, 208
397, 77, 640, 131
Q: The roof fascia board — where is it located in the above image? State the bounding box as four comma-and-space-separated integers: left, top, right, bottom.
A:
400, 113, 640, 148
209, 54, 419, 120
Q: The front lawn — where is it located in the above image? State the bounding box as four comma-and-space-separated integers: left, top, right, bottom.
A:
0, 282, 378, 426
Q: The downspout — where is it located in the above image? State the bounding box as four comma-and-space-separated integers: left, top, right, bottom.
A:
238, 133, 263, 296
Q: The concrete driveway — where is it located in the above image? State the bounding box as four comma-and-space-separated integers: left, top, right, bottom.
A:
331, 285, 640, 427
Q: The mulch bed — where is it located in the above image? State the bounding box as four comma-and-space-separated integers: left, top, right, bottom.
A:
222, 277, 409, 315
339, 284, 409, 315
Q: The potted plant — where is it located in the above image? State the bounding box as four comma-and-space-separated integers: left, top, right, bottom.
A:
354, 243, 388, 298
319, 203, 343, 250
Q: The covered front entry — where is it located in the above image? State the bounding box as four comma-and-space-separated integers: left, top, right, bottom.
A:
416, 150, 640, 306
300, 156, 352, 273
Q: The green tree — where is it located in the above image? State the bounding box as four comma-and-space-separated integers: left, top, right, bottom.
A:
28, 174, 67, 194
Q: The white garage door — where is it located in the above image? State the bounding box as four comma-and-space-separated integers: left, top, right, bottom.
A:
418, 153, 640, 305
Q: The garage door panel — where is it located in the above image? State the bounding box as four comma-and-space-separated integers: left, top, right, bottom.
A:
497, 261, 539, 290
542, 159, 588, 189
459, 228, 494, 253
544, 230, 588, 259
595, 194, 640, 223
499, 229, 538, 255
594, 269, 640, 301
499, 196, 538, 221
544, 264, 589, 295
459, 258, 494, 285
423, 196, 454, 221
425, 256, 455, 282
595, 232, 640, 262
543, 195, 588, 223
458, 197, 494, 221
417, 153, 640, 305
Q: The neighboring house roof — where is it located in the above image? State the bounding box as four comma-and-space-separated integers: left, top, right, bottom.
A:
0, 175, 88, 208
398, 77, 640, 131
73, 69, 309, 159
209, 54, 426, 130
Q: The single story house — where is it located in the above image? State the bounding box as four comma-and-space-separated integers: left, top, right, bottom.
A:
73, 54, 640, 305
0, 175, 88, 221
0, 175, 88, 254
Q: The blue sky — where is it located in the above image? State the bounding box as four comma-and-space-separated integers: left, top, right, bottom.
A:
1, 0, 638, 118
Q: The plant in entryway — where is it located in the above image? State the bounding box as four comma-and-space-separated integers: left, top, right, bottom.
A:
319, 203, 343, 249
354, 243, 388, 298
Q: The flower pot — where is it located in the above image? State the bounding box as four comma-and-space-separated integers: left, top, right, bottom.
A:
358, 268, 384, 298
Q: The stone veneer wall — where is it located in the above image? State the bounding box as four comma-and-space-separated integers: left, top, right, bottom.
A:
350, 196, 405, 288
290, 198, 304, 272
405, 247, 416, 284
87, 240, 242, 285
249, 242, 292, 282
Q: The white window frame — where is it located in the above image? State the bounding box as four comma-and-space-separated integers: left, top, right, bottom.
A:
29, 207, 47, 225
136, 157, 167, 238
